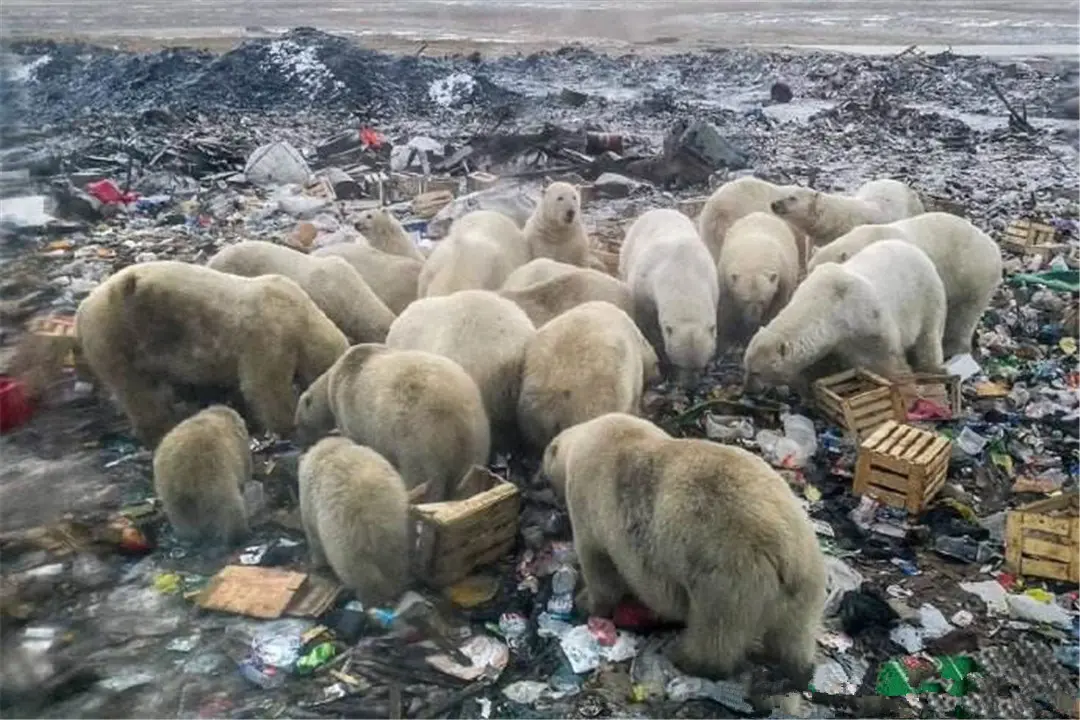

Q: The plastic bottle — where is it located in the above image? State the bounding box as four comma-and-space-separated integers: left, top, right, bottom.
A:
782, 413, 818, 466
956, 427, 988, 456
547, 565, 578, 617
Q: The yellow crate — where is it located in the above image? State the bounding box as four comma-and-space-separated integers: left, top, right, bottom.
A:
853, 421, 951, 514
813, 369, 904, 439
1006, 494, 1079, 583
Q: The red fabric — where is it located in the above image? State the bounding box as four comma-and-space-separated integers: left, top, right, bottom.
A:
86, 179, 139, 205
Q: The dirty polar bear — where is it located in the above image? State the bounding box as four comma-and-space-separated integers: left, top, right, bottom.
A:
294, 344, 490, 503
770, 178, 925, 244
499, 259, 635, 328
806, 212, 1003, 357
207, 240, 395, 344
716, 211, 801, 341
386, 290, 535, 449
299, 436, 409, 605
744, 240, 947, 393
75, 261, 348, 447
522, 181, 593, 267
313, 242, 422, 315
696, 176, 805, 264
540, 412, 826, 691
619, 208, 718, 384
153, 404, 252, 547
418, 210, 531, 297
518, 301, 659, 450
353, 207, 425, 261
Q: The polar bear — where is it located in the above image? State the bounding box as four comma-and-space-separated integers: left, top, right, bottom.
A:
294, 344, 490, 503
313, 242, 422, 315
75, 261, 348, 447
806, 212, 1003, 357
501, 258, 579, 290
518, 302, 658, 450
523, 181, 592, 267
298, 436, 409, 606
153, 404, 251, 547
418, 210, 531, 297
499, 266, 635, 328
207, 240, 395, 344
353, 207, 424, 261
539, 412, 825, 694
744, 240, 946, 394
697, 176, 808, 266
385, 290, 535, 450
619, 208, 718, 385
716, 212, 801, 342
771, 178, 925, 245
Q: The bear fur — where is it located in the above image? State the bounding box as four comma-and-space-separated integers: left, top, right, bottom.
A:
385, 290, 535, 450
313, 242, 422, 315
540, 412, 826, 690
806, 212, 1003, 357
499, 265, 635, 328
744, 240, 946, 394
298, 436, 409, 605
770, 178, 925, 245
76, 261, 348, 447
294, 344, 490, 503
716, 211, 802, 342
697, 176, 810, 267
353, 207, 424, 261
418, 210, 531, 297
502, 258, 578, 290
153, 404, 251, 547
523, 181, 592, 267
619, 208, 719, 385
207, 240, 395, 344
518, 302, 659, 450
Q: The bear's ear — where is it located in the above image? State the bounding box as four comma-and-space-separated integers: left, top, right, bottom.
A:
777, 340, 789, 358
765, 270, 778, 284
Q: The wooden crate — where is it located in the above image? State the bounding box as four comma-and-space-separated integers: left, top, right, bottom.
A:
891, 372, 962, 420
1001, 218, 1063, 256
411, 190, 454, 219
466, 171, 499, 193
1005, 494, 1079, 583
854, 421, 952, 514
409, 466, 520, 587
812, 369, 904, 439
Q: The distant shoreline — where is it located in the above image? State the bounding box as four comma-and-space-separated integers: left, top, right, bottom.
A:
2, 30, 1078, 61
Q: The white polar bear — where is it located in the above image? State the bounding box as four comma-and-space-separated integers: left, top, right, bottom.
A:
716, 211, 802, 342
523, 181, 592, 267
744, 240, 946, 394
619, 208, 719, 386
418, 210, 531, 297
808, 212, 1003, 357
697, 176, 808, 266
771, 178, 925, 245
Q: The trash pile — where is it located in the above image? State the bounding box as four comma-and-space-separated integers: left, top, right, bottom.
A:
0, 28, 1077, 719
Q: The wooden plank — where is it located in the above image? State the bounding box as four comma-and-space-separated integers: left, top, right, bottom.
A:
866, 468, 911, 493
1020, 558, 1072, 583
197, 566, 307, 619
1022, 513, 1073, 537
1021, 536, 1073, 563
918, 437, 952, 466
849, 398, 895, 419
861, 420, 897, 451
1005, 512, 1024, 573
1016, 495, 1077, 515
875, 424, 909, 455
847, 388, 893, 409
863, 485, 908, 509
899, 432, 936, 462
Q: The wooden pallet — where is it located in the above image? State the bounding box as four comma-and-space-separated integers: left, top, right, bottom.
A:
813, 369, 904, 439
1006, 494, 1079, 583
854, 420, 952, 514
1001, 218, 1063, 257
409, 467, 520, 588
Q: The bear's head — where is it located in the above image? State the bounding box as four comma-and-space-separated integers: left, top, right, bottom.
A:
657, 308, 716, 388
294, 370, 336, 447
728, 270, 779, 329
536, 423, 581, 502
742, 327, 796, 391
353, 208, 393, 235
540, 181, 581, 228
770, 188, 815, 219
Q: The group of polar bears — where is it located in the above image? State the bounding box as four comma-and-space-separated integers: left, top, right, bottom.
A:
74, 174, 1002, 704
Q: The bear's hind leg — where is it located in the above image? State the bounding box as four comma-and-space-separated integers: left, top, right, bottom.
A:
667, 594, 755, 680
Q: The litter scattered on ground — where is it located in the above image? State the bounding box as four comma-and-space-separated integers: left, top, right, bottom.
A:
0, 25, 1077, 720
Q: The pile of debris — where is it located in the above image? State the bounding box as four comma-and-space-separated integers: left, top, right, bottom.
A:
0, 28, 1077, 720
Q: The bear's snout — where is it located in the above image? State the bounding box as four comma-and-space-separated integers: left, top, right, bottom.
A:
564, 208, 576, 223
770, 199, 785, 214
